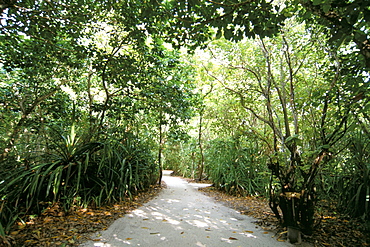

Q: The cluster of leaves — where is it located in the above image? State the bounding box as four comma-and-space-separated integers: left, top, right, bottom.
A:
204, 136, 269, 197
0, 1, 199, 243
0, 124, 157, 234
162, 0, 285, 49
331, 129, 370, 221
297, 0, 370, 68
162, 138, 198, 178
177, 16, 370, 240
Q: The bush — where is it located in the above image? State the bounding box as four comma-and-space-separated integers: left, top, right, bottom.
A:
205, 136, 269, 197
335, 131, 370, 220
163, 139, 198, 178
0, 124, 157, 233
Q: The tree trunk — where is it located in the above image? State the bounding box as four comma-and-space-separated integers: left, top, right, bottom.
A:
198, 108, 205, 181
279, 194, 299, 227
269, 156, 318, 241
299, 193, 315, 235
158, 114, 163, 185
278, 192, 304, 243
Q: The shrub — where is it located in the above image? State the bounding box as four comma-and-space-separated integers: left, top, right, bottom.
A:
0, 124, 157, 233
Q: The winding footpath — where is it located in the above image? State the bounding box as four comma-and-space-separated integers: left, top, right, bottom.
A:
80, 172, 292, 247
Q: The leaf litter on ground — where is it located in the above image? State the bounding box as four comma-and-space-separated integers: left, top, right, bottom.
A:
8, 184, 162, 247
8, 178, 370, 247
197, 184, 370, 247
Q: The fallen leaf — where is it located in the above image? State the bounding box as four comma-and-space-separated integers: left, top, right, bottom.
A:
10, 231, 20, 236
263, 232, 269, 234
150, 232, 160, 235
244, 230, 254, 233
229, 237, 238, 240
126, 238, 132, 240
43, 217, 54, 223
141, 227, 149, 229
17, 224, 26, 230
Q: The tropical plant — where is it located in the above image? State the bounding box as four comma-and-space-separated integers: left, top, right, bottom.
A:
163, 136, 199, 178
197, 20, 369, 241
205, 135, 269, 197
335, 130, 370, 221
0, 123, 157, 233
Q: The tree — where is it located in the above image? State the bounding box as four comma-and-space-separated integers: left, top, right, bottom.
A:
297, 0, 370, 69
0, 0, 111, 160
134, 42, 197, 184
202, 21, 368, 241
0, 0, 199, 238
160, 0, 369, 69
191, 58, 214, 181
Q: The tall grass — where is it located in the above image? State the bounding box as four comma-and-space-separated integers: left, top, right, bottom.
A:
205, 136, 269, 197
335, 131, 370, 220
163, 139, 199, 178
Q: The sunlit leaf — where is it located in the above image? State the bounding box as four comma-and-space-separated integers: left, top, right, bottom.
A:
10, 231, 20, 236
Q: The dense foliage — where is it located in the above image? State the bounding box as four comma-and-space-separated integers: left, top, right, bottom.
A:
166, 14, 369, 245
0, 0, 197, 241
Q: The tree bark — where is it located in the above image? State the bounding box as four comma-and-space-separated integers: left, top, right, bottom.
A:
158, 112, 163, 185
197, 108, 205, 181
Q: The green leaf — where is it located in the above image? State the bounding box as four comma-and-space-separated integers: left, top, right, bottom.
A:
285, 135, 301, 144
319, 144, 331, 150
216, 29, 222, 39
322, 4, 331, 13
224, 28, 234, 40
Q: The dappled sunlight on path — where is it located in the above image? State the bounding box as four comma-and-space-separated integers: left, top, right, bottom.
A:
80, 172, 291, 247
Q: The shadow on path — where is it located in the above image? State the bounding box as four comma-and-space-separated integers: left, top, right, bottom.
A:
80, 171, 292, 247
